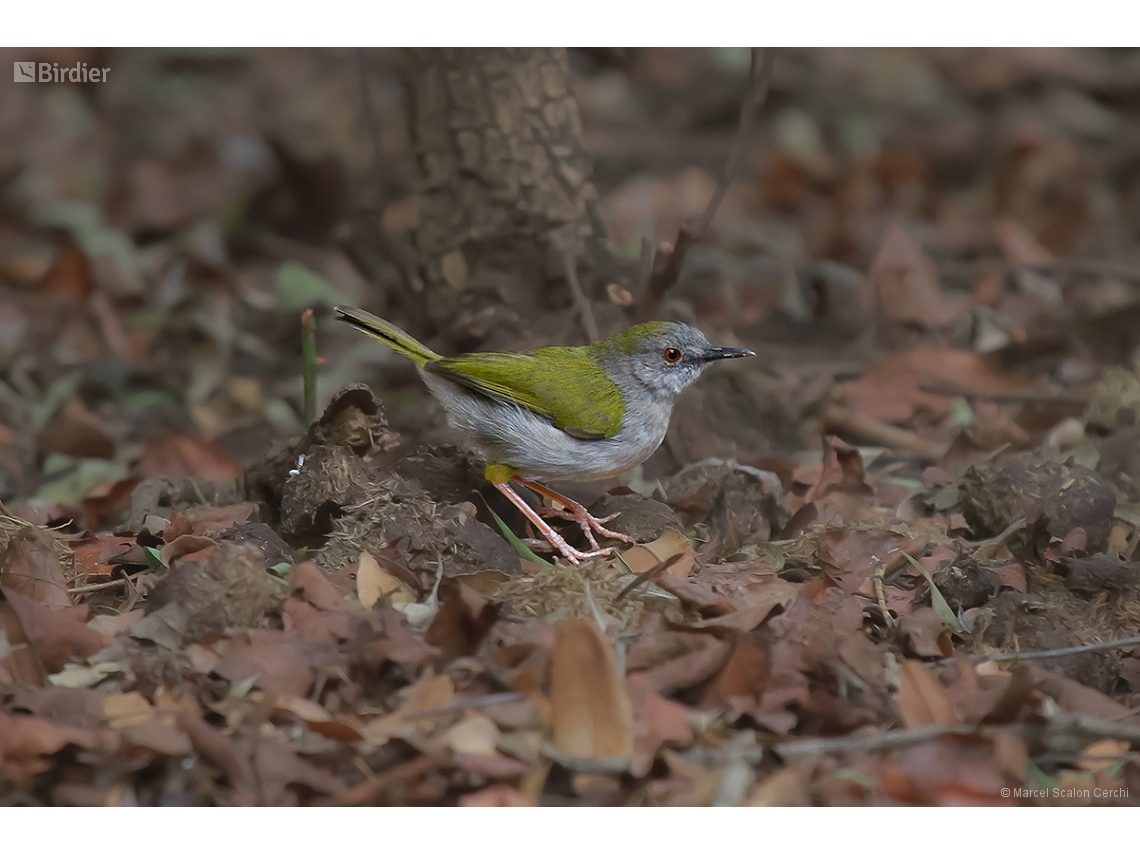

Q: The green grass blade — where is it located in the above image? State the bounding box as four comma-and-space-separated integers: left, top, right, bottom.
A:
487, 505, 555, 569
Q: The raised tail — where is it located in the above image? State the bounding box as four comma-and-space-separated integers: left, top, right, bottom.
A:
334, 306, 440, 367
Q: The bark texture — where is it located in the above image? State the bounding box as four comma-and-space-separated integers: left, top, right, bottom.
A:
404, 48, 601, 304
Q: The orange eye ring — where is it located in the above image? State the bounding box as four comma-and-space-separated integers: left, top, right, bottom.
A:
663, 347, 682, 364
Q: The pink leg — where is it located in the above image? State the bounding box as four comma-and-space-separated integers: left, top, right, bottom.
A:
493, 482, 614, 566
515, 478, 636, 548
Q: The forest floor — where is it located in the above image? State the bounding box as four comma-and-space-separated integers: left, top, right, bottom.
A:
4, 47, 1140, 805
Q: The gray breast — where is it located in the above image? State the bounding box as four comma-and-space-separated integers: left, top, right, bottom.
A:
419, 369, 671, 482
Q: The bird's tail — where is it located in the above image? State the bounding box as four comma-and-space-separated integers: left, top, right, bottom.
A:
334, 306, 440, 367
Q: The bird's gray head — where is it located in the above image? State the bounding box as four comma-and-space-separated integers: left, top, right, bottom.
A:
593, 321, 755, 401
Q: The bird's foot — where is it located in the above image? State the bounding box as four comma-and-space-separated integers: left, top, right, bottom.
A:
494, 480, 616, 566
539, 505, 635, 550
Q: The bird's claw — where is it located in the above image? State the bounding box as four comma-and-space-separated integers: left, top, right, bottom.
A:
557, 544, 615, 565
538, 506, 636, 549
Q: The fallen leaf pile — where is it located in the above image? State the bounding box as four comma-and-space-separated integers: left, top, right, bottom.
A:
4, 47, 1140, 805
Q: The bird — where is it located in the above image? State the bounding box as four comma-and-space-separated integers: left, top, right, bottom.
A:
335, 306, 755, 564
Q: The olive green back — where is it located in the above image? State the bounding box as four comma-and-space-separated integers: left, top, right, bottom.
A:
425, 346, 624, 440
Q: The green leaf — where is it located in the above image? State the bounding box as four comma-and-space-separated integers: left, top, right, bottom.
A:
227, 673, 259, 699
143, 546, 165, 571
487, 506, 555, 569
269, 562, 292, 588
950, 397, 975, 427
274, 262, 350, 312
904, 553, 964, 633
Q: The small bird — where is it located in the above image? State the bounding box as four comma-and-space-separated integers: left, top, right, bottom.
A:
335, 306, 755, 564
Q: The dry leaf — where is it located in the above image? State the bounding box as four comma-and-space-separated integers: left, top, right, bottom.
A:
551, 618, 633, 761
356, 550, 415, 609
865, 224, 963, 325
1077, 739, 1128, 773
897, 658, 961, 727
102, 692, 154, 728
443, 714, 501, 757
362, 673, 455, 746
617, 528, 695, 580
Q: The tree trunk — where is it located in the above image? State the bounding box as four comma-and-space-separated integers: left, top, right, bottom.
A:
403, 48, 603, 318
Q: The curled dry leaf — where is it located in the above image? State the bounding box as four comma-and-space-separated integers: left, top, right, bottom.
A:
617, 528, 695, 580
551, 618, 633, 762
274, 694, 364, 742
356, 550, 415, 610
160, 534, 216, 565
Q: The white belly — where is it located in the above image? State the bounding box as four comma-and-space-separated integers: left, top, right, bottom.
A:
420, 370, 670, 482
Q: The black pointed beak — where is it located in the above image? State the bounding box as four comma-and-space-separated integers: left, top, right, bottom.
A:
700, 345, 755, 363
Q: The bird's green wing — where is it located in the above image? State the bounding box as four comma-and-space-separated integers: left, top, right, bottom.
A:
423, 347, 624, 440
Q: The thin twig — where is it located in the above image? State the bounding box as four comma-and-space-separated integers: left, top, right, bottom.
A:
69, 572, 144, 595
403, 691, 528, 722
614, 553, 684, 604
563, 252, 599, 342
773, 723, 976, 756
637, 48, 775, 321
774, 714, 1140, 758
939, 634, 1140, 667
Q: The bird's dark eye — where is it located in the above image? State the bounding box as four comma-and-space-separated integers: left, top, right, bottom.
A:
663, 347, 682, 364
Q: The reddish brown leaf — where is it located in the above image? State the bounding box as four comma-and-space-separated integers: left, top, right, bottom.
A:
424, 583, 499, 663
71, 534, 136, 579
139, 434, 242, 481
82, 477, 139, 532
643, 637, 732, 697
880, 734, 1013, 805
688, 577, 798, 632
864, 224, 964, 325
0, 711, 119, 787
37, 399, 115, 460
212, 630, 319, 697
896, 608, 953, 659
627, 673, 694, 777
843, 348, 1030, 424
896, 658, 961, 727
38, 244, 94, 303
0, 524, 72, 608
0, 588, 114, 672
160, 534, 217, 565
701, 634, 771, 713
